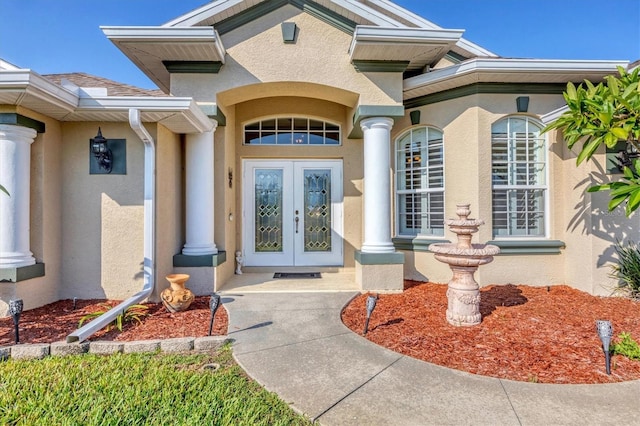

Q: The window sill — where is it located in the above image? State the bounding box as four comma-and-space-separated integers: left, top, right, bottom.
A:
487, 240, 565, 255
393, 237, 450, 252
0, 263, 45, 283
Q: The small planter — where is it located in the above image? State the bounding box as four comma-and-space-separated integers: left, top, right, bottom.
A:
161, 274, 195, 313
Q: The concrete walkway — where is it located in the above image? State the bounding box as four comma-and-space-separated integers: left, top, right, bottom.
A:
221, 291, 640, 426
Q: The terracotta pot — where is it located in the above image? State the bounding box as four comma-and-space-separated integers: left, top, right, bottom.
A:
161, 273, 195, 313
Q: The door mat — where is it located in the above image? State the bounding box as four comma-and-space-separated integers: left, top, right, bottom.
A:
273, 272, 322, 279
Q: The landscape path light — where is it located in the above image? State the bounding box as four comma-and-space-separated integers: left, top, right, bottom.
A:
209, 293, 221, 336
596, 320, 613, 375
363, 294, 378, 336
9, 299, 23, 344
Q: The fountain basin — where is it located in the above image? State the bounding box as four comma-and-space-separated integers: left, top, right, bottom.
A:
429, 203, 499, 326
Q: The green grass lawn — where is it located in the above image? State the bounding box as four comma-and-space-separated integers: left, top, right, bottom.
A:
0, 346, 313, 425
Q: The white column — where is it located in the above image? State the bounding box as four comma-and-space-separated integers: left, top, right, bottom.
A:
0, 124, 37, 268
360, 117, 395, 253
182, 121, 218, 256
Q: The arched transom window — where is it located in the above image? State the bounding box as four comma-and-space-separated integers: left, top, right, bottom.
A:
491, 116, 547, 237
244, 117, 340, 145
395, 127, 445, 237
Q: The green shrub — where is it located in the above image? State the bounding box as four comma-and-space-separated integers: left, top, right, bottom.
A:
611, 240, 640, 298
612, 332, 640, 360
78, 303, 149, 331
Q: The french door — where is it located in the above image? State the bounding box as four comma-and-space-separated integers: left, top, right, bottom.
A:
243, 160, 343, 266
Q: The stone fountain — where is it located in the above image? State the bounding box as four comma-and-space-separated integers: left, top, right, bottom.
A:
429, 204, 500, 326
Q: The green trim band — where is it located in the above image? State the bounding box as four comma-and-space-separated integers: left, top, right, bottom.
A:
215, 0, 356, 36
349, 105, 405, 139
392, 237, 450, 252
0, 113, 45, 133
355, 250, 405, 265
487, 240, 565, 255
352, 60, 410, 73
162, 61, 223, 74
404, 83, 567, 109
173, 251, 227, 267
0, 263, 45, 283
198, 104, 227, 127
444, 51, 467, 63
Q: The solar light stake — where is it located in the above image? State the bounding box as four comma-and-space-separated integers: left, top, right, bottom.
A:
208, 294, 221, 336
9, 299, 24, 344
363, 294, 378, 336
73, 297, 78, 310
596, 320, 613, 375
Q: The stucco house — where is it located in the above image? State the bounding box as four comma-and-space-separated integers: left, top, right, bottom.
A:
0, 0, 635, 318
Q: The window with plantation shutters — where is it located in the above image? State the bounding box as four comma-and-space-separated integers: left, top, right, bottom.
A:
395, 127, 445, 237
491, 116, 547, 237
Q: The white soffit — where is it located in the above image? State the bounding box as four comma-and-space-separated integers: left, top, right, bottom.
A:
350, 26, 464, 70
403, 58, 630, 100
101, 26, 226, 93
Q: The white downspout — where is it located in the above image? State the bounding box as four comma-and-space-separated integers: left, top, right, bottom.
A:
67, 108, 155, 343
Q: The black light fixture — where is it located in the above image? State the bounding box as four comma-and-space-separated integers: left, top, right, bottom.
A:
91, 127, 113, 173
516, 96, 529, 113
596, 320, 613, 375
363, 294, 378, 336
9, 299, 24, 344
208, 293, 222, 336
228, 167, 233, 188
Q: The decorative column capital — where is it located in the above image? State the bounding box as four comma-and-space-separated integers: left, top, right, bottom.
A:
360, 117, 394, 132
0, 124, 38, 144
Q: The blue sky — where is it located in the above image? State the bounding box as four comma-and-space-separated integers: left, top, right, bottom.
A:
1, 0, 638, 90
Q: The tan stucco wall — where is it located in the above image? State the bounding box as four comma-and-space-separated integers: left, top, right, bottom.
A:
59, 122, 147, 299
154, 124, 184, 300
170, 4, 401, 108
217, 108, 237, 285
554, 131, 640, 295
393, 93, 611, 289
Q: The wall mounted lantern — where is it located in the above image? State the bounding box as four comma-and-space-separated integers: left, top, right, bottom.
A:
91, 127, 113, 173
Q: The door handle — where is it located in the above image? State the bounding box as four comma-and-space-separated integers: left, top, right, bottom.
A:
295, 210, 299, 233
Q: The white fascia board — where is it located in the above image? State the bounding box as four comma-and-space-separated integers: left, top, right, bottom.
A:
351, 25, 463, 49
331, 0, 403, 27
78, 96, 195, 111
404, 58, 630, 90
455, 38, 497, 58
102, 26, 219, 42
0, 69, 78, 110
540, 105, 569, 125
365, 0, 496, 58
163, 0, 245, 27
366, 0, 440, 29
77, 96, 214, 132
0, 59, 21, 71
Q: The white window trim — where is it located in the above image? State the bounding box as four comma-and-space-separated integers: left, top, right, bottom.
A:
491, 115, 549, 239
242, 115, 342, 146
394, 125, 446, 238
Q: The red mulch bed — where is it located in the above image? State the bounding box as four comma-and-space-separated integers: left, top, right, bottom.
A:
0, 296, 228, 346
341, 281, 640, 384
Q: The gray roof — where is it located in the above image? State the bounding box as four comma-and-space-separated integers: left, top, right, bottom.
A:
43, 72, 164, 97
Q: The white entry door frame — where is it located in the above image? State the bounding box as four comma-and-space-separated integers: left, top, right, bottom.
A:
243, 159, 343, 267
